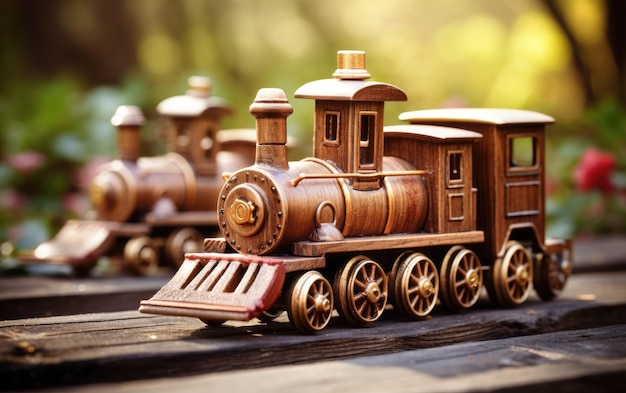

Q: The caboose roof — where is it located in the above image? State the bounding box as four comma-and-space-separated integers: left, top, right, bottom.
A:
399, 108, 554, 125
384, 124, 483, 142
295, 79, 407, 102
157, 95, 233, 117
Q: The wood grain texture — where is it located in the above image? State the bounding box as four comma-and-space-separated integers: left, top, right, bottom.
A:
2, 270, 625, 391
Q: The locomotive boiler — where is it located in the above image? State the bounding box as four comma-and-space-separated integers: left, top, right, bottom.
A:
140, 51, 572, 333
31, 77, 256, 275
220, 87, 428, 256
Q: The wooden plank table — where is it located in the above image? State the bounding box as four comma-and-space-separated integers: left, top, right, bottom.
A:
1, 237, 625, 392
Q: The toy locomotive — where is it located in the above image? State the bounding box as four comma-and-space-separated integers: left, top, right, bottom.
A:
31, 77, 256, 275
139, 51, 572, 333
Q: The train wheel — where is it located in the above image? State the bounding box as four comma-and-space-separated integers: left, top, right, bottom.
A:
334, 256, 388, 326
490, 241, 533, 307
534, 251, 571, 301
287, 271, 334, 334
390, 252, 439, 319
165, 227, 204, 266
440, 246, 483, 311
124, 236, 159, 276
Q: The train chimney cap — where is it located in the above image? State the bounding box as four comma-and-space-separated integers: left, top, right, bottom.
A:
186, 76, 212, 98
111, 105, 145, 127
332, 50, 371, 80
249, 88, 293, 116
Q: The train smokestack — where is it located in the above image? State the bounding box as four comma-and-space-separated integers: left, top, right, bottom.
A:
332, 50, 371, 80
249, 88, 292, 170
111, 105, 145, 162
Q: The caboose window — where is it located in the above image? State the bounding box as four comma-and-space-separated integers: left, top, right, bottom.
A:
510, 137, 536, 168
359, 113, 376, 167
324, 112, 339, 144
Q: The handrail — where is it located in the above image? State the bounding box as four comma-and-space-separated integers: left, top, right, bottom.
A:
291, 169, 431, 186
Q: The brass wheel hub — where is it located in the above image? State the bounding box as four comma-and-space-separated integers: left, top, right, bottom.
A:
515, 265, 530, 286
418, 277, 435, 297
465, 269, 479, 291
315, 294, 332, 314
365, 282, 383, 303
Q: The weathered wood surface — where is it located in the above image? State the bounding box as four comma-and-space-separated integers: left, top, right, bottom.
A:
0, 275, 169, 320
35, 324, 626, 393
1, 270, 626, 391
0, 236, 625, 392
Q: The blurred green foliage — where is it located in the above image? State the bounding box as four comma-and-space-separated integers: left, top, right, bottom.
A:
0, 0, 624, 267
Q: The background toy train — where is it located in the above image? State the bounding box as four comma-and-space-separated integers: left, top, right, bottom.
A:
32, 77, 256, 275
140, 51, 573, 334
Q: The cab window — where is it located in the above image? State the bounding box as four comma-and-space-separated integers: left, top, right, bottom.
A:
448, 151, 463, 184
509, 136, 536, 168
324, 112, 340, 145
359, 113, 376, 168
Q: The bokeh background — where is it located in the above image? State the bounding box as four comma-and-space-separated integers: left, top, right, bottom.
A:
0, 0, 624, 267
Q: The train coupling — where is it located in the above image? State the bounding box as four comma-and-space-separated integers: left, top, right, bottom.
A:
139, 252, 286, 322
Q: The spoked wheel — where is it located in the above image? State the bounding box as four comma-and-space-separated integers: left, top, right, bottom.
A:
165, 227, 204, 266
390, 252, 439, 319
334, 256, 388, 326
440, 246, 483, 311
488, 241, 533, 307
534, 250, 571, 301
124, 236, 159, 276
287, 271, 334, 334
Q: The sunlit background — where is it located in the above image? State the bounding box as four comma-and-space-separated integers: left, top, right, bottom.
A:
0, 0, 624, 265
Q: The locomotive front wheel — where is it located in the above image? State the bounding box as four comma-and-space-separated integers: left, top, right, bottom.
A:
534, 251, 571, 301
440, 246, 483, 311
165, 227, 204, 266
489, 241, 533, 307
286, 271, 334, 334
390, 252, 439, 319
334, 256, 388, 326
124, 236, 159, 276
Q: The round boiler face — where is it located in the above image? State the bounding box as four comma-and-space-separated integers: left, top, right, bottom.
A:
218, 169, 286, 255
89, 163, 136, 222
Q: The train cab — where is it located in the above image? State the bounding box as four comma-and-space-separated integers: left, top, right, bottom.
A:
157, 76, 233, 176
294, 50, 406, 191
398, 108, 554, 262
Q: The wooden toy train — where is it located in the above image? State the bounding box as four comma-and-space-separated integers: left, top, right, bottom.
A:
139, 51, 573, 333
31, 77, 256, 275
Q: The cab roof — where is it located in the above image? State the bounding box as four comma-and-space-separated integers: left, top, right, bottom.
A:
295, 79, 407, 102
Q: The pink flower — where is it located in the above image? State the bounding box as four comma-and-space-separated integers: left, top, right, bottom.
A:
573, 148, 616, 194
0, 189, 25, 210
62, 193, 89, 216
5, 151, 45, 173
545, 175, 558, 196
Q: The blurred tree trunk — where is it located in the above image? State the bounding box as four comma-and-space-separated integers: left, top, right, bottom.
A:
542, 0, 626, 106
9, 0, 139, 85
606, 0, 626, 104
